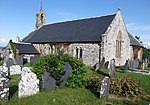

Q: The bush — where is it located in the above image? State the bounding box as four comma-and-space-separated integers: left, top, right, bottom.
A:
0, 60, 3, 66
32, 54, 88, 88
110, 77, 143, 98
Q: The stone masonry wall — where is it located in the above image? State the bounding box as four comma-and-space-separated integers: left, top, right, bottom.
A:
69, 43, 100, 66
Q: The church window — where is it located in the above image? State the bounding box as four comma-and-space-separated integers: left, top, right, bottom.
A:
116, 31, 122, 58
76, 47, 79, 59
79, 47, 83, 59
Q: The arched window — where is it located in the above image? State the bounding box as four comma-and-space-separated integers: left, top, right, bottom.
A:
79, 47, 83, 59
116, 31, 122, 58
76, 47, 78, 59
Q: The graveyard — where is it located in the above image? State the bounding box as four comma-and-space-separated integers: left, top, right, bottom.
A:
0, 54, 150, 105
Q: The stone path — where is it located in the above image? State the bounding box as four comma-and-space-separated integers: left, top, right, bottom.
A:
128, 69, 150, 75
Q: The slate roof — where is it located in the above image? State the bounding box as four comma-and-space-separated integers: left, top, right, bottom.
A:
23, 14, 116, 43
15, 43, 39, 54
128, 32, 143, 47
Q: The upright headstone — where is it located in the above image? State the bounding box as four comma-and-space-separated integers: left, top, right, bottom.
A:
6, 58, 13, 69
100, 57, 105, 68
42, 69, 56, 91
124, 60, 129, 73
10, 65, 21, 75
104, 61, 109, 69
0, 66, 8, 76
60, 62, 72, 87
109, 59, 115, 78
0, 71, 9, 100
100, 76, 110, 98
16, 56, 23, 66
18, 67, 39, 98
145, 58, 148, 68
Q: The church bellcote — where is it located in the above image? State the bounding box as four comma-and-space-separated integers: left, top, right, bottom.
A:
35, 5, 46, 29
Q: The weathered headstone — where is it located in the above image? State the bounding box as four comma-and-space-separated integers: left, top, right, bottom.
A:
0, 71, 9, 100
104, 61, 109, 69
145, 58, 148, 68
60, 62, 72, 87
42, 69, 56, 91
109, 59, 115, 78
18, 67, 39, 98
94, 63, 99, 71
0, 66, 8, 76
100, 57, 105, 68
10, 65, 21, 75
16, 56, 23, 66
124, 60, 129, 73
6, 58, 13, 69
100, 76, 110, 98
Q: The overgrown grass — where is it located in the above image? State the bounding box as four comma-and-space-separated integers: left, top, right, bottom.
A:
0, 69, 150, 105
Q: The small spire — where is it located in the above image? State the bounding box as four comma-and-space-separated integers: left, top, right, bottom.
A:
40, 0, 43, 10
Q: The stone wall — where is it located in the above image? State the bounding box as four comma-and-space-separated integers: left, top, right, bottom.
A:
18, 67, 39, 98
10, 65, 21, 75
102, 10, 130, 66
69, 43, 100, 66
0, 71, 9, 100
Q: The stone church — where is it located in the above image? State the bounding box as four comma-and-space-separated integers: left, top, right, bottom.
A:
22, 8, 143, 67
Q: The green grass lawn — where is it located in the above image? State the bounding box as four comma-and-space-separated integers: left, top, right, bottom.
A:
0, 69, 150, 105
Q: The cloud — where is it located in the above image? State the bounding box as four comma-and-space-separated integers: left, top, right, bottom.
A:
126, 23, 150, 31
0, 38, 8, 47
143, 42, 150, 48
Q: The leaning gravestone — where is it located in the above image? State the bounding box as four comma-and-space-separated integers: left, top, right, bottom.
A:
18, 67, 39, 98
0, 71, 9, 100
60, 62, 72, 87
42, 69, 56, 91
6, 58, 14, 69
0, 66, 8, 76
100, 76, 110, 98
109, 59, 115, 78
10, 65, 21, 75
124, 60, 129, 73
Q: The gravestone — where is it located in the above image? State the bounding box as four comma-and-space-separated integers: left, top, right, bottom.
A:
42, 69, 56, 91
124, 60, 129, 73
100, 76, 110, 98
10, 65, 21, 75
0, 71, 9, 100
104, 61, 109, 69
109, 59, 115, 78
6, 58, 13, 69
0, 66, 8, 76
30, 57, 39, 66
60, 62, 72, 87
94, 63, 99, 71
129, 59, 133, 69
134, 58, 139, 69
100, 57, 105, 68
18, 67, 39, 98
16, 56, 23, 66
145, 58, 148, 68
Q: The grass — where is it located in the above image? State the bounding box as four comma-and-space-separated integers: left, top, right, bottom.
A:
0, 69, 150, 105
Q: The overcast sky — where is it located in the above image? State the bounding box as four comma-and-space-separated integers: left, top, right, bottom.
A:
0, 0, 150, 47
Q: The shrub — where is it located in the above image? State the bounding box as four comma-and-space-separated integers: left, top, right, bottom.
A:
32, 54, 88, 88
110, 77, 143, 98
0, 60, 3, 66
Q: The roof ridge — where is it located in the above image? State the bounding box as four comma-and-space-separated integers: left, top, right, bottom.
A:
44, 13, 116, 27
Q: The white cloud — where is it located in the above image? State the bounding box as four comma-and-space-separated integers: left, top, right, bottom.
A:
0, 38, 8, 47
126, 23, 150, 31
143, 42, 150, 48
